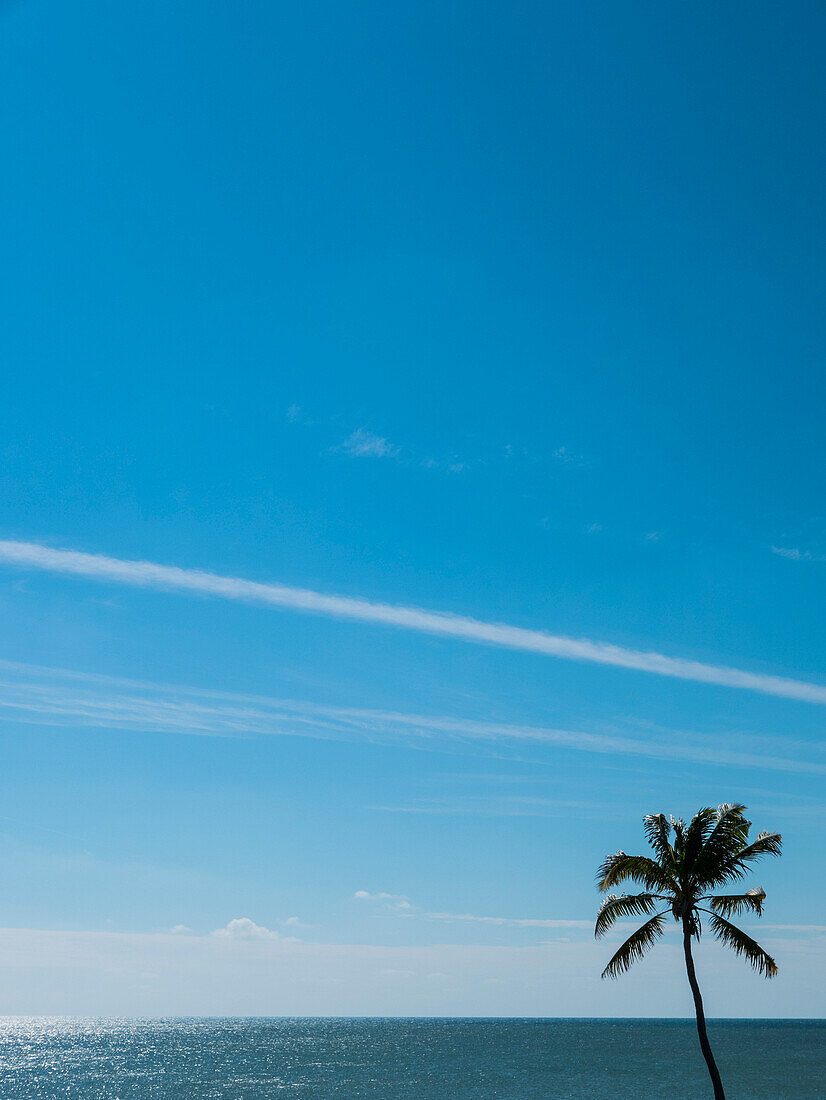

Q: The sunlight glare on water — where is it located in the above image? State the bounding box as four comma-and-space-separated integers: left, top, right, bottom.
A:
0, 1017, 823, 1099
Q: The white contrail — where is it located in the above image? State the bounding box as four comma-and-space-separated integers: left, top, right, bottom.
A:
1, 538, 825, 705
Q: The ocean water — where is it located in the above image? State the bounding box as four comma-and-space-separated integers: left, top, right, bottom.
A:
0, 1017, 822, 1099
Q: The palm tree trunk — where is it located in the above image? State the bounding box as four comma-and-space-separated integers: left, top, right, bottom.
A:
682, 919, 725, 1100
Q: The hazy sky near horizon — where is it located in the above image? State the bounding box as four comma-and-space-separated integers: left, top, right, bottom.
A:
1, 0, 826, 1015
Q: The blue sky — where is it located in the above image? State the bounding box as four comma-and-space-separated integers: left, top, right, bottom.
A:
0, 0, 825, 1015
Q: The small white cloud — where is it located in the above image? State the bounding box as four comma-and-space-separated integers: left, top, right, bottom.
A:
772, 546, 802, 560
354, 890, 414, 912
211, 917, 280, 941
552, 446, 582, 465
420, 455, 469, 474
169, 924, 192, 935
770, 545, 824, 562
382, 968, 416, 977
281, 916, 301, 927
339, 429, 400, 459
286, 404, 302, 422
586, 523, 602, 535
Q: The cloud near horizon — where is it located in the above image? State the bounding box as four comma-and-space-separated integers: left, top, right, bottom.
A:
0, 923, 819, 1017
1, 539, 826, 706
211, 917, 284, 941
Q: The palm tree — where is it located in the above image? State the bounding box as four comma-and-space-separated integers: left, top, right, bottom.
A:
595, 804, 781, 1100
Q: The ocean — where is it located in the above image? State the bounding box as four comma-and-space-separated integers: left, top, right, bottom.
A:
0, 1017, 822, 1098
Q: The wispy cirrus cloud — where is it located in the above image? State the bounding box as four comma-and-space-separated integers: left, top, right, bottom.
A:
2, 539, 826, 705
761, 924, 826, 934
426, 912, 594, 929
353, 888, 593, 929
353, 889, 631, 934
353, 890, 825, 943
368, 795, 617, 819
0, 659, 825, 775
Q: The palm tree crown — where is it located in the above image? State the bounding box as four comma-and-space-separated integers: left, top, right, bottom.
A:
595, 803, 781, 980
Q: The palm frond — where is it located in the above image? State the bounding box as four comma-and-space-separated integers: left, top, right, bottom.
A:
699, 830, 782, 890
691, 806, 765, 889
708, 913, 778, 978
601, 912, 667, 980
683, 806, 719, 874
714, 803, 749, 829
670, 815, 687, 852
643, 814, 675, 868
596, 852, 678, 894
595, 892, 661, 938
737, 831, 782, 863
706, 888, 766, 918
694, 803, 748, 859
